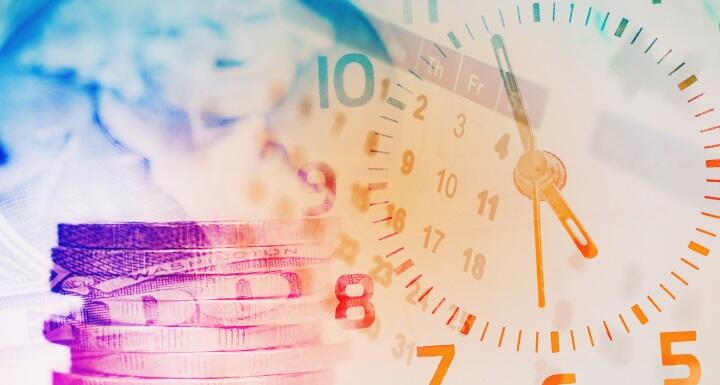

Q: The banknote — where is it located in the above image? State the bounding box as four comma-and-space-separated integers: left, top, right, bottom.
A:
0, 281, 75, 385
50, 243, 333, 277
0, 343, 70, 385
46, 323, 324, 352
57, 219, 338, 250
69, 343, 349, 378
45, 217, 342, 384
0, 281, 77, 349
52, 370, 335, 385
53, 264, 331, 300
73, 295, 334, 327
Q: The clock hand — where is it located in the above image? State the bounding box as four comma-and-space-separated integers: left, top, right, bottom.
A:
540, 181, 598, 259
532, 181, 546, 308
491, 33, 536, 152
493, 33, 546, 308
492, 33, 598, 259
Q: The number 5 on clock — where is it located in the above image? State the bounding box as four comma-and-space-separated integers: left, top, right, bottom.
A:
660, 331, 701, 385
417, 345, 454, 385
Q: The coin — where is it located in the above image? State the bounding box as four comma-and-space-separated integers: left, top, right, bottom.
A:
53, 370, 334, 385
77, 296, 334, 327
54, 264, 331, 300
46, 323, 324, 352
70, 343, 348, 378
52, 244, 334, 276
57, 218, 338, 250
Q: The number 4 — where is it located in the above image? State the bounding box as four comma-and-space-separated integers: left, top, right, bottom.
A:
660, 331, 701, 385
417, 345, 455, 385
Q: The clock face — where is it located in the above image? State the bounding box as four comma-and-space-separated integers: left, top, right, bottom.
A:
280, 0, 720, 384
370, 1, 711, 349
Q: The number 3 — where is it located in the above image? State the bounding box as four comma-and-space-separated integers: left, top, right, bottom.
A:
660, 331, 701, 385
454, 113, 466, 138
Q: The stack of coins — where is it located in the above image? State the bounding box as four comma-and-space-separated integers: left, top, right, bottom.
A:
45, 218, 343, 385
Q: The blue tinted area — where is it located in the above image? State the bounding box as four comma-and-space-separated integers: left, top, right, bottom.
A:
201, 112, 243, 128
0, 0, 61, 57
298, 0, 390, 63
0, 141, 9, 166
0, 0, 394, 275
0, 0, 386, 225
215, 58, 245, 68
199, 17, 224, 36
704, 0, 718, 19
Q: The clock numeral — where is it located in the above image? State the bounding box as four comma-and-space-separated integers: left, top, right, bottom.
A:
330, 111, 346, 136
436, 169, 458, 198
417, 345, 455, 385
454, 113, 466, 138
405, 281, 429, 311
446, 304, 469, 333
318, 54, 375, 108
351, 182, 370, 213
401, 150, 416, 175
414, 94, 429, 120
423, 225, 446, 253
298, 96, 313, 119
462, 248, 486, 279
359, 316, 382, 340
334, 274, 375, 329
333, 233, 359, 265
365, 131, 379, 157
477, 190, 500, 220
542, 373, 577, 385
379, 77, 390, 101
368, 255, 393, 288
385, 204, 407, 233
660, 331, 701, 385
403, 0, 438, 23
495, 133, 510, 159
297, 161, 336, 216
392, 333, 416, 366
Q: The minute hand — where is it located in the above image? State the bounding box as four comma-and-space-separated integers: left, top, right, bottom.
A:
491, 34, 536, 152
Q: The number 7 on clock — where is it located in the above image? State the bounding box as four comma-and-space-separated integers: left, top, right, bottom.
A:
416, 344, 455, 385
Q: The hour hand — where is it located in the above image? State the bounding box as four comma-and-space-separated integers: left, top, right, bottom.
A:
491, 33, 536, 152
540, 182, 598, 258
